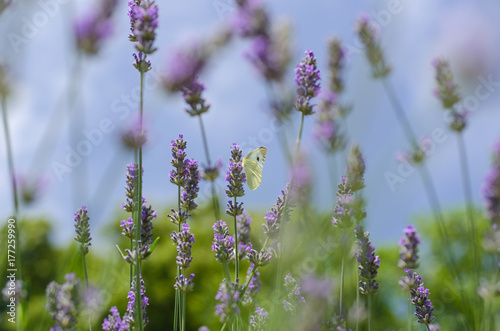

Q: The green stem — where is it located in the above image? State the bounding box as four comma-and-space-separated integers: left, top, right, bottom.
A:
408, 294, 412, 331
129, 238, 133, 287
222, 261, 232, 282
340, 253, 345, 315
197, 115, 221, 220
182, 285, 187, 331
174, 185, 181, 330
382, 77, 474, 328
456, 133, 479, 291
296, 113, 305, 156
134, 67, 145, 331
82, 254, 92, 331
355, 270, 359, 331
2, 92, 24, 331
368, 295, 372, 331
381, 79, 417, 143
234, 196, 239, 280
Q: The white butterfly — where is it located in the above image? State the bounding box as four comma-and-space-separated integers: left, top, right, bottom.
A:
242, 147, 267, 190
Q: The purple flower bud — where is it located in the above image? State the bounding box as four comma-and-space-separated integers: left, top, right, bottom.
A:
282, 273, 305, 314
212, 220, 234, 263
398, 225, 420, 270
354, 225, 380, 295
102, 306, 128, 331
128, 0, 158, 56
45, 273, 80, 330
124, 274, 149, 328
355, 14, 391, 78
294, 50, 321, 115
215, 279, 241, 323
249, 307, 270, 330
74, 206, 92, 255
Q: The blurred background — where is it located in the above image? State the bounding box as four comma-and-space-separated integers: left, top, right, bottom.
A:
1, 0, 500, 329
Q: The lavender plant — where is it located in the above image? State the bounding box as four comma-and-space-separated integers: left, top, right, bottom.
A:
46, 273, 80, 330
225, 143, 246, 278
167, 134, 200, 331
73, 206, 92, 330
432, 57, 479, 299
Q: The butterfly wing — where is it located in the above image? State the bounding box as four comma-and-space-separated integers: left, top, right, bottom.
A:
245, 147, 267, 168
243, 147, 267, 190
243, 158, 262, 190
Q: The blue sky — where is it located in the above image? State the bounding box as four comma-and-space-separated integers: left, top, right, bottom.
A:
2, 0, 500, 248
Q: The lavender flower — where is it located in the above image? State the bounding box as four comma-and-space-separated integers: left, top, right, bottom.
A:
482, 140, 500, 254
354, 225, 380, 295
355, 14, 391, 78
102, 306, 127, 331
141, 202, 156, 248
327, 38, 346, 94
249, 307, 270, 331
432, 58, 460, 109
74, 0, 116, 55
181, 158, 200, 212
202, 157, 223, 182
290, 155, 312, 203
174, 273, 195, 292
246, 248, 272, 267
121, 116, 147, 149
346, 144, 365, 192
124, 274, 149, 328
282, 273, 306, 314
122, 163, 142, 213
17, 172, 48, 205
2, 280, 26, 303
171, 223, 195, 270
300, 274, 334, 300
73, 205, 91, 255
313, 91, 345, 153
212, 220, 235, 263
398, 225, 420, 270
244, 21, 292, 83
215, 279, 241, 324
263, 184, 291, 242
120, 218, 135, 239
128, 0, 158, 56
225, 143, 246, 217
483, 140, 500, 227
326, 314, 351, 331
398, 137, 430, 166
294, 50, 321, 115
433, 58, 468, 132
46, 273, 80, 330
242, 264, 261, 307
180, 77, 210, 117
233, 0, 269, 37
170, 135, 188, 187
331, 176, 365, 228
236, 210, 252, 257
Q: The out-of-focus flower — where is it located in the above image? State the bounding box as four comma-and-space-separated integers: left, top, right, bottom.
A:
215, 279, 241, 323
2, 280, 26, 303
242, 264, 261, 308
355, 14, 391, 78
249, 307, 270, 330
313, 91, 345, 153
128, 0, 158, 61
245, 20, 292, 83
327, 37, 346, 94
46, 273, 80, 330
74, 0, 117, 55
121, 117, 147, 150
432, 58, 468, 132
161, 30, 232, 92
233, 0, 269, 37
300, 273, 334, 300
482, 139, 500, 254
290, 154, 312, 203
282, 273, 306, 314
202, 157, 223, 182
180, 77, 210, 117
263, 184, 291, 243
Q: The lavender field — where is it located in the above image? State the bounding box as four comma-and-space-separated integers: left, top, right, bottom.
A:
1, 0, 500, 330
